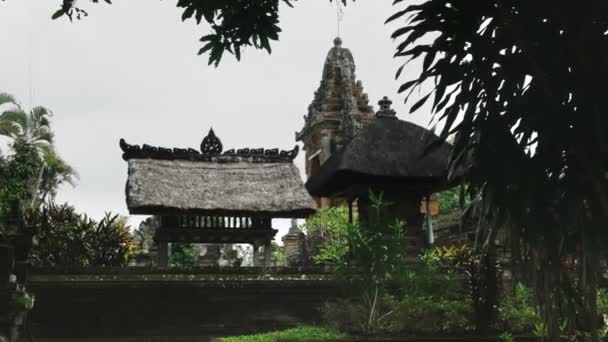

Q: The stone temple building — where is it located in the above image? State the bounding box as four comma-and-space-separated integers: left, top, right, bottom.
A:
296, 37, 376, 208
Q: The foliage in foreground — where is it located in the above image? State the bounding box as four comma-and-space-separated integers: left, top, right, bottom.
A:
301, 206, 353, 265
42, 0, 351, 66
217, 326, 342, 342
0, 93, 76, 237
28, 202, 136, 267
389, 1, 608, 340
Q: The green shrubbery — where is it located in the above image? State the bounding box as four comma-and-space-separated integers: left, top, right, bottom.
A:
498, 282, 541, 334
169, 243, 196, 269
313, 193, 475, 336
28, 203, 135, 267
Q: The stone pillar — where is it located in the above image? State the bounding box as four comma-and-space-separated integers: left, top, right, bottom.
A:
252, 243, 261, 267
263, 242, 272, 268
425, 196, 435, 247
157, 241, 169, 269
282, 219, 306, 266
199, 244, 221, 267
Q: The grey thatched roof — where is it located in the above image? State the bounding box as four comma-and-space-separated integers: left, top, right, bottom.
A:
121, 129, 316, 218
126, 159, 316, 217
306, 103, 454, 197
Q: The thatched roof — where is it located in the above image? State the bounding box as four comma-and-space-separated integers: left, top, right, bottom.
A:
306, 98, 454, 197
121, 130, 317, 218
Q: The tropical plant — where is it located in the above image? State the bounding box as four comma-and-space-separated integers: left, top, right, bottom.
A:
270, 242, 286, 266
169, 243, 196, 269
0, 93, 76, 214
302, 206, 353, 265
28, 202, 135, 267
437, 187, 463, 213
499, 282, 541, 334
334, 192, 407, 334
388, 1, 608, 340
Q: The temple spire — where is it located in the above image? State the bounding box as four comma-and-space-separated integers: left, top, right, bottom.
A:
336, 0, 344, 38
296, 38, 377, 205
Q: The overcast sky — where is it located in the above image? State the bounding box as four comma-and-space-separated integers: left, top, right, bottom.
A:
0, 0, 432, 239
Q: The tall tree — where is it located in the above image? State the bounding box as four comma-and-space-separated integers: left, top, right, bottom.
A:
387, 1, 608, 340
0, 93, 76, 209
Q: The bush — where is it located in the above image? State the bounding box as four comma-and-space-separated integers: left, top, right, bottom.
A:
302, 206, 352, 265
28, 202, 135, 267
498, 282, 541, 333
169, 243, 196, 269
323, 249, 473, 336
323, 294, 474, 336
396, 296, 473, 335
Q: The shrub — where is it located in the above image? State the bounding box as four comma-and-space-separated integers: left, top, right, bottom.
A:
28, 202, 135, 267
396, 295, 474, 335
498, 282, 541, 333
169, 243, 196, 269
302, 206, 352, 265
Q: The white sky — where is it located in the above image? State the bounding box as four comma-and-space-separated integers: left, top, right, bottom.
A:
0, 0, 432, 239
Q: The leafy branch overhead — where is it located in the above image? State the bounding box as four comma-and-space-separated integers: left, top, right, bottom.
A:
48, 0, 351, 66
387, 1, 608, 340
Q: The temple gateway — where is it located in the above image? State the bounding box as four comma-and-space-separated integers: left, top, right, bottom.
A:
119, 129, 316, 268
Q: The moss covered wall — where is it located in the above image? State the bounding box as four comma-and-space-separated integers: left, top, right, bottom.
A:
26, 268, 338, 338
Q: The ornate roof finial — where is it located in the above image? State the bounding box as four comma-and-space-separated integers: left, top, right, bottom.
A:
201, 128, 223, 156
376, 96, 397, 120
334, 37, 343, 47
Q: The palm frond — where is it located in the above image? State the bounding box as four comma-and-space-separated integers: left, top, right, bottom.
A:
42, 147, 79, 185
0, 120, 21, 139
0, 92, 19, 108
30, 106, 52, 127
31, 126, 54, 145
0, 109, 28, 135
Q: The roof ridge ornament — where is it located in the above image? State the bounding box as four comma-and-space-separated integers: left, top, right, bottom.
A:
376, 96, 397, 120
119, 129, 299, 163
201, 128, 223, 156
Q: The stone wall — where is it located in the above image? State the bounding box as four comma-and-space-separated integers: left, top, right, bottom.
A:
26, 268, 338, 338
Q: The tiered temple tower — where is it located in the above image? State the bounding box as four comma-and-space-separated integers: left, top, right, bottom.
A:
296, 38, 376, 208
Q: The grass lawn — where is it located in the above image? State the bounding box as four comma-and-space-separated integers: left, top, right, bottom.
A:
17, 327, 342, 342
216, 326, 344, 342
19, 337, 213, 342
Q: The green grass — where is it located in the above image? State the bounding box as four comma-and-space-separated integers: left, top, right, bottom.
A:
19, 337, 212, 342
217, 326, 344, 342
16, 327, 342, 342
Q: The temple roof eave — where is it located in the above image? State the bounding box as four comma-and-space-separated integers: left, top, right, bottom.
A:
295, 117, 342, 142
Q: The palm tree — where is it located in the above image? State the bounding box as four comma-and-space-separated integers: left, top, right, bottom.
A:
0, 92, 77, 208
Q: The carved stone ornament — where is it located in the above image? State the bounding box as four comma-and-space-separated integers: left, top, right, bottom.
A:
119, 128, 299, 163
376, 96, 397, 120
200, 128, 223, 156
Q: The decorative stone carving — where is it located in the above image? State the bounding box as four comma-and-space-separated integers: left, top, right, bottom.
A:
376, 96, 397, 120
120, 129, 299, 163
296, 38, 377, 183
296, 38, 375, 144
198, 244, 221, 267
200, 128, 223, 156
320, 130, 332, 164
281, 219, 307, 266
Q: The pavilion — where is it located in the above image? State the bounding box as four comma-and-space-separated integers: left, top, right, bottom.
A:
120, 129, 317, 268
305, 97, 455, 255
